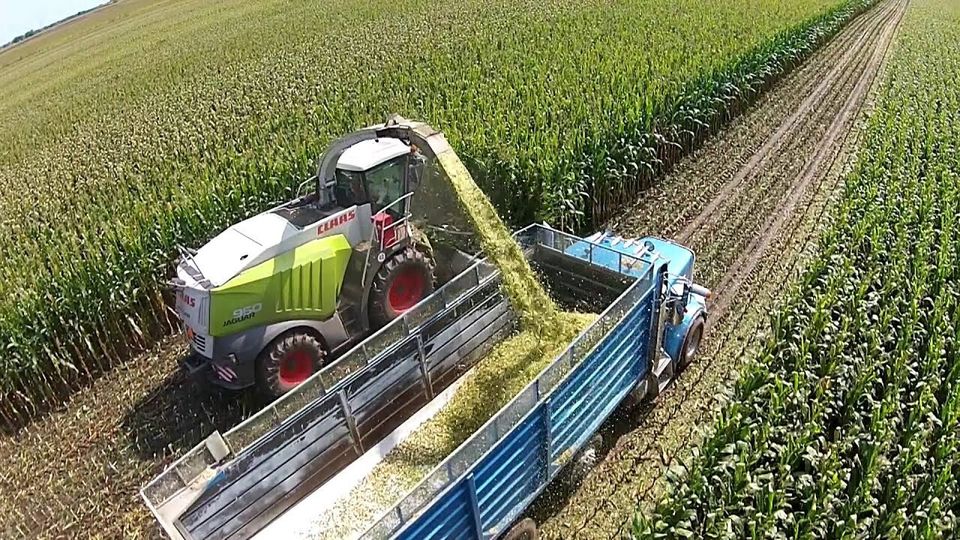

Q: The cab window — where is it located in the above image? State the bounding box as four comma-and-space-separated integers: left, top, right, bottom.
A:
334, 169, 367, 207
365, 157, 406, 213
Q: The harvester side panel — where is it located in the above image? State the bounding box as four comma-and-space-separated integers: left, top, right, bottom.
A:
208, 235, 352, 337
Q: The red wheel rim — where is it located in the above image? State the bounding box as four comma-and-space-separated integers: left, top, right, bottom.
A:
388, 268, 426, 313
279, 350, 313, 387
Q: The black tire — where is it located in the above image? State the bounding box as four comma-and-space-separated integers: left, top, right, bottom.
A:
368, 245, 435, 329
255, 330, 326, 399
502, 518, 538, 540
677, 316, 705, 372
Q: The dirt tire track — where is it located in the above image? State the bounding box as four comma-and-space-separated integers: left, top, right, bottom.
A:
685, 0, 899, 290
674, 0, 898, 244
609, 0, 893, 242
536, 1, 908, 537
709, 0, 907, 318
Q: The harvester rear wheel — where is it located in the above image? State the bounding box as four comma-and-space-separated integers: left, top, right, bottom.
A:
369, 246, 435, 329
256, 330, 326, 399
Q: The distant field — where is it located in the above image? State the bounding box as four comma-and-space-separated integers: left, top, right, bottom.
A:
0, 0, 856, 424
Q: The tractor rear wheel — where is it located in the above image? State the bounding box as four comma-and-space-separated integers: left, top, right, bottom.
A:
256, 330, 326, 399
369, 246, 435, 329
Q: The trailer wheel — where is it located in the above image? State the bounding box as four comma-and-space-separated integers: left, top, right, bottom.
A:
502, 518, 538, 540
369, 246, 435, 329
256, 330, 326, 399
677, 316, 705, 372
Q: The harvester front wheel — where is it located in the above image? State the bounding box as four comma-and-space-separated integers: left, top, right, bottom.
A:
256, 330, 326, 399
369, 246, 435, 329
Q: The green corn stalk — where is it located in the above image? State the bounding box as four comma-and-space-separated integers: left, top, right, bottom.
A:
634, 0, 960, 536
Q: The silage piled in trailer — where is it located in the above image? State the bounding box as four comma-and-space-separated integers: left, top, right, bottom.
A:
308, 313, 594, 539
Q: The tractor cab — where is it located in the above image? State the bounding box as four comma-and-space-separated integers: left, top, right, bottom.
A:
329, 137, 425, 251
276, 137, 424, 245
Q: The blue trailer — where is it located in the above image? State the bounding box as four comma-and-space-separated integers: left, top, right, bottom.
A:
357, 225, 709, 540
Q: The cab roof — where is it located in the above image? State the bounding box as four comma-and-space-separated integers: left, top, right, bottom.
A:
336, 138, 410, 172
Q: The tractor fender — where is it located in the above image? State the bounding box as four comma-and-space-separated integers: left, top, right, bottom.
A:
209, 315, 350, 389
663, 298, 707, 365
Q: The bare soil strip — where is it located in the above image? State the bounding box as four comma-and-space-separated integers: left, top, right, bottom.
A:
537, 0, 907, 537
709, 0, 905, 319
673, 3, 883, 244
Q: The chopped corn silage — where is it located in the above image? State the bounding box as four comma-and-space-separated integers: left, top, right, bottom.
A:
437, 152, 559, 331
307, 311, 595, 539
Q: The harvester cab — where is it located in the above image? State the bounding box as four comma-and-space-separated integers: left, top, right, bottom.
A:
171, 116, 467, 398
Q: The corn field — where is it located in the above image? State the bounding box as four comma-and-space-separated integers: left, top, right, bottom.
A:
634, 0, 960, 535
0, 0, 868, 426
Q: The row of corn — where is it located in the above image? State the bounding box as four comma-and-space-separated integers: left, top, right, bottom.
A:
0, 0, 868, 428
635, 0, 960, 535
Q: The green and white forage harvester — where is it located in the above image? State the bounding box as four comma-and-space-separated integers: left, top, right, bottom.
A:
171, 117, 455, 398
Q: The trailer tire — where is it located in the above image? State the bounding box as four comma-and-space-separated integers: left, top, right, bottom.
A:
502, 518, 538, 540
677, 316, 705, 372
256, 330, 326, 399
369, 246, 435, 329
